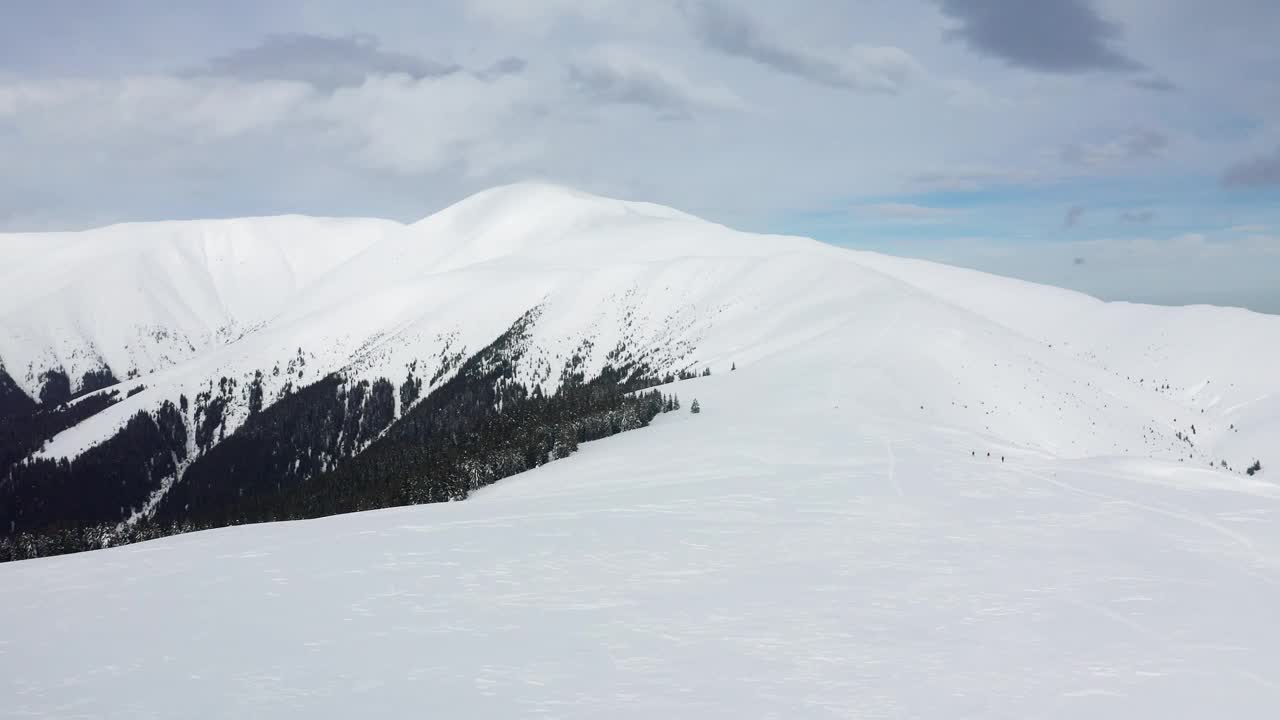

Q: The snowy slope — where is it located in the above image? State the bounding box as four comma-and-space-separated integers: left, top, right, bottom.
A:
3, 182, 1280, 716
851, 252, 1280, 470
3, 361, 1279, 718
0, 215, 397, 398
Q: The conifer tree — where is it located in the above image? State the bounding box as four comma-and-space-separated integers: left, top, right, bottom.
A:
690, 399, 700, 414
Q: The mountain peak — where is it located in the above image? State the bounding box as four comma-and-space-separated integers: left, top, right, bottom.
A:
402, 180, 785, 272
420, 181, 700, 231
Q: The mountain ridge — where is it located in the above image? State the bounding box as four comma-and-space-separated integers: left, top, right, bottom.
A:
2, 182, 1276, 557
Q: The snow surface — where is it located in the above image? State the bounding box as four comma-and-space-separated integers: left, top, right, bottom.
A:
3, 182, 1280, 716
4, 365, 1280, 718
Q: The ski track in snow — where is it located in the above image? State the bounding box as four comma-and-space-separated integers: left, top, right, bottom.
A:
884, 439, 904, 498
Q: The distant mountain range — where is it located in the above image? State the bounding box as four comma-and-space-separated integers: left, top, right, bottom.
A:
2, 182, 1275, 558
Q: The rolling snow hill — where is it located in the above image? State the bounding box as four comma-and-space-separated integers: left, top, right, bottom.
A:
2, 182, 1279, 715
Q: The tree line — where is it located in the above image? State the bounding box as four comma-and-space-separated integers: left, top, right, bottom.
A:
1, 312, 683, 561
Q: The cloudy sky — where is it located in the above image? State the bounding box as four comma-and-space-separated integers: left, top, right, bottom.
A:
3, 0, 1279, 312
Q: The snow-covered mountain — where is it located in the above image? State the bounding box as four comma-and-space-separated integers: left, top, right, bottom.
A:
3, 183, 1274, 476
3, 183, 1280, 716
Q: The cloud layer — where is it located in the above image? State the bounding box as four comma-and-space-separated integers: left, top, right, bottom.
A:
195, 34, 464, 91
684, 1, 919, 93
568, 46, 744, 115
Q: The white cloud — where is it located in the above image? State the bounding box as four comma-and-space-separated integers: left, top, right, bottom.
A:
319, 71, 538, 175
0, 70, 538, 179
0, 75, 314, 145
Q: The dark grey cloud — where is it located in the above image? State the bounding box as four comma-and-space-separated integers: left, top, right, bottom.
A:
1222, 146, 1280, 188
195, 33, 463, 91
682, 1, 915, 93
479, 57, 528, 80
567, 50, 741, 117
1118, 210, 1155, 223
932, 0, 1142, 73
568, 63, 688, 115
1064, 205, 1086, 228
